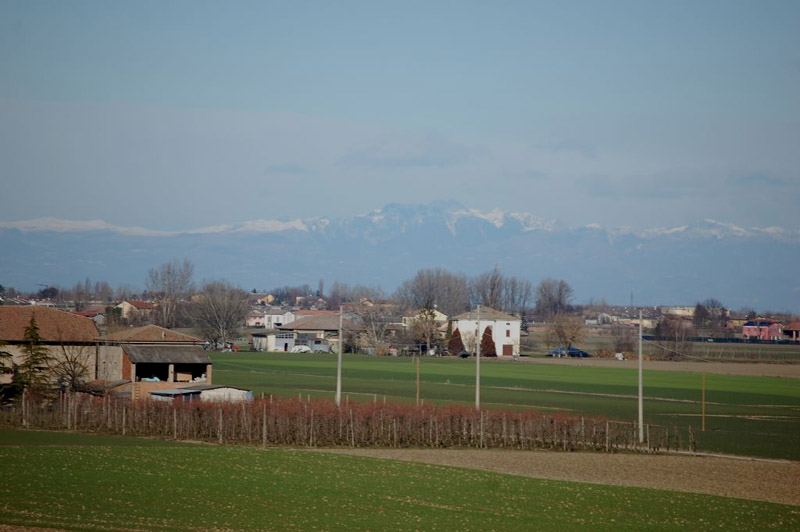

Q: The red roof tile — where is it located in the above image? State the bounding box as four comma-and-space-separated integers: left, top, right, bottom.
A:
0, 306, 99, 343
101, 325, 202, 343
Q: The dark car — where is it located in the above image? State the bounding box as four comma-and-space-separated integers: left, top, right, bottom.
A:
546, 346, 591, 358
458, 350, 472, 358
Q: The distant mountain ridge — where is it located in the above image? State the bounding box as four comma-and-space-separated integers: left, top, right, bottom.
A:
1, 202, 798, 311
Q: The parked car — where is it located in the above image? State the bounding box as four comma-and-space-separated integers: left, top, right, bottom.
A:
546, 346, 591, 358
458, 350, 472, 358
290, 345, 312, 353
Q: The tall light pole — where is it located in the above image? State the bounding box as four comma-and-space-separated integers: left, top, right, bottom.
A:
336, 304, 343, 407
475, 305, 481, 410
638, 309, 644, 442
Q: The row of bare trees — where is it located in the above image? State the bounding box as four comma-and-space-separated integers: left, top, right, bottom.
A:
392, 267, 562, 318
1, 394, 696, 453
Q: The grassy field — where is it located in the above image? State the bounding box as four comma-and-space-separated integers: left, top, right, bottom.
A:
210, 352, 800, 460
0, 429, 797, 532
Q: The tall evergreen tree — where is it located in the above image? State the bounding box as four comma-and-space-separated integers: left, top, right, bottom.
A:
447, 328, 464, 355
16, 315, 51, 389
480, 326, 496, 356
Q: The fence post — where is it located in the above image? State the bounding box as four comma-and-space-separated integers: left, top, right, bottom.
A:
218, 409, 223, 444
173, 408, 177, 440
349, 409, 355, 447
605, 421, 609, 452
479, 411, 484, 449
262, 403, 267, 448
122, 407, 126, 436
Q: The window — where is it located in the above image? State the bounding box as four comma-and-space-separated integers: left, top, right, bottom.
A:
506, 329, 510, 337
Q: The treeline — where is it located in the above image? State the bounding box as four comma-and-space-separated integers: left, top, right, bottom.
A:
269, 267, 575, 320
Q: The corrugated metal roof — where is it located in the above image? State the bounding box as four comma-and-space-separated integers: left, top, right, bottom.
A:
122, 344, 211, 364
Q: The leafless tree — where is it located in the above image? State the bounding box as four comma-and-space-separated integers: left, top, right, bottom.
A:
548, 314, 585, 351
470, 266, 505, 309
654, 316, 695, 360
351, 303, 394, 355
469, 267, 533, 316
146, 259, 195, 328
52, 344, 92, 391
191, 280, 249, 346
409, 307, 440, 354
610, 324, 636, 353
535, 278, 574, 319
393, 268, 470, 316
326, 282, 384, 309
0, 341, 13, 375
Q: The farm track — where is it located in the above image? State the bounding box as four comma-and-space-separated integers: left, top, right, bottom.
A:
318, 448, 800, 506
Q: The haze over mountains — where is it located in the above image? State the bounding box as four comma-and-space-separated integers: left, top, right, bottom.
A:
1, 201, 797, 311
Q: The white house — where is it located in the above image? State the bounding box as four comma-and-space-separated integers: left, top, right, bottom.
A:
401, 308, 449, 328
264, 310, 296, 329
451, 307, 521, 357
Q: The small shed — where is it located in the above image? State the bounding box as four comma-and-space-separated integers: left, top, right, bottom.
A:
150, 384, 253, 403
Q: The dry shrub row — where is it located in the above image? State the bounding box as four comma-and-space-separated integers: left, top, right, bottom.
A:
0, 392, 696, 453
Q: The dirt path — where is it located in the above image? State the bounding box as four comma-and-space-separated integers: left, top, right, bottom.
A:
319, 448, 800, 506
524, 357, 800, 378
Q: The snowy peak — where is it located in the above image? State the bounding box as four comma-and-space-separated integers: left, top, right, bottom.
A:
0, 204, 796, 242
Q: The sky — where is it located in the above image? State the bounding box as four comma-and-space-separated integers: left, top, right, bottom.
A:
1, 0, 799, 231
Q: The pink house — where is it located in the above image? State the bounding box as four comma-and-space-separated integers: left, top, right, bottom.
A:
742, 319, 783, 341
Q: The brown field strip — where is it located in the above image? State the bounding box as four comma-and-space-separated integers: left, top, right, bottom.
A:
318, 448, 800, 506
525, 357, 800, 378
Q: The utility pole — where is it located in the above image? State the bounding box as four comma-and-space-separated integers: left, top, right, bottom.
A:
702, 373, 706, 432
336, 305, 343, 407
415, 354, 420, 406
475, 305, 481, 410
638, 309, 644, 443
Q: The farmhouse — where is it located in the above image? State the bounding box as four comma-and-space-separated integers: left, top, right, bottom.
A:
742, 319, 784, 341
273, 313, 353, 352
263, 309, 296, 329
95, 325, 210, 400
450, 307, 521, 357
784, 321, 800, 342
401, 308, 448, 328
115, 300, 156, 320
0, 306, 99, 385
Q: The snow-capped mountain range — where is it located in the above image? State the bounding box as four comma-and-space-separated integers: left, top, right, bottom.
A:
1, 201, 798, 310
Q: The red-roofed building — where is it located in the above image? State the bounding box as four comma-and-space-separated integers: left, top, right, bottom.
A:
742, 319, 783, 341
116, 300, 156, 320
0, 306, 100, 386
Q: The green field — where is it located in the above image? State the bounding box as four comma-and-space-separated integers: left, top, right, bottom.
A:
210, 352, 800, 460
0, 429, 796, 532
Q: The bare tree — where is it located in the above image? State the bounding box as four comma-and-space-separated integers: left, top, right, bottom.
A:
654, 316, 695, 360
393, 268, 469, 317
610, 324, 636, 353
351, 303, 394, 355
52, 344, 92, 391
146, 259, 194, 328
190, 280, 249, 346
409, 307, 440, 354
0, 341, 13, 375
548, 314, 584, 351
535, 278, 574, 319
470, 266, 505, 310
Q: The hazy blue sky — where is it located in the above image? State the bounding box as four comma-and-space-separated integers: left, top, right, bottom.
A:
1, 0, 798, 231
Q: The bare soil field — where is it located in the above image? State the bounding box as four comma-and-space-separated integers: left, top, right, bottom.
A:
524, 357, 800, 378
321, 448, 800, 506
